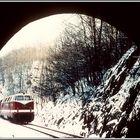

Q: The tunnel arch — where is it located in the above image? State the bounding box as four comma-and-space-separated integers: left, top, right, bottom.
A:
0, 2, 140, 49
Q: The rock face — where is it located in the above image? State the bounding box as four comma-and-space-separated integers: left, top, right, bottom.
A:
85, 45, 140, 138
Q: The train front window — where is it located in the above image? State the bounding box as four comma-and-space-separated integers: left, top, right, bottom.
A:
15, 95, 24, 101
25, 96, 32, 100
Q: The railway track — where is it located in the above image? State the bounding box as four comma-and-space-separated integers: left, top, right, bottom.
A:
23, 123, 83, 138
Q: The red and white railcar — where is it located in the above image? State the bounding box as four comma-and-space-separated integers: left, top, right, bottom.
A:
0, 93, 34, 123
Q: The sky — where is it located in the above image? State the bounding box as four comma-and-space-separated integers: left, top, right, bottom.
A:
0, 14, 80, 57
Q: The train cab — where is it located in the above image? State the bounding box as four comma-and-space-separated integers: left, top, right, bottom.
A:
0, 93, 34, 123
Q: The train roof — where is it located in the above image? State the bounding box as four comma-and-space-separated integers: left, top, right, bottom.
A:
2, 93, 32, 99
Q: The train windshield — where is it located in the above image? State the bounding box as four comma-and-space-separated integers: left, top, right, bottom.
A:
15, 95, 32, 101
15, 95, 24, 101
25, 95, 32, 100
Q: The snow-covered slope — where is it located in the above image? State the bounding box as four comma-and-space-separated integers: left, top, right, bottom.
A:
84, 45, 140, 138
32, 44, 140, 138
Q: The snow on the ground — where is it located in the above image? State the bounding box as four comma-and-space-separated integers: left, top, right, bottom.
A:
0, 117, 51, 138
32, 96, 85, 136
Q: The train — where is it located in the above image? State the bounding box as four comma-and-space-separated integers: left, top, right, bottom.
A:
0, 92, 34, 124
